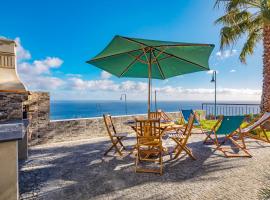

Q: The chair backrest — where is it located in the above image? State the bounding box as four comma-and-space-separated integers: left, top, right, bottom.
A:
157, 109, 172, 121
182, 113, 195, 145
242, 112, 270, 133
149, 111, 162, 120
181, 109, 200, 125
216, 115, 246, 135
135, 118, 161, 140
103, 114, 116, 139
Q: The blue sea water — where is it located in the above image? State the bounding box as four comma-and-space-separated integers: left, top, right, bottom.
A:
50, 100, 260, 120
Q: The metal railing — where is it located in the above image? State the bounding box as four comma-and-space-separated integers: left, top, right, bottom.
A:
202, 103, 260, 117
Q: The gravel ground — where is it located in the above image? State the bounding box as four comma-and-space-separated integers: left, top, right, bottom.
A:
19, 134, 270, 200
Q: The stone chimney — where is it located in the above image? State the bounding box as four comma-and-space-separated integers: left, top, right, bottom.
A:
0, 38, 28, 121
0, 38, 26, 92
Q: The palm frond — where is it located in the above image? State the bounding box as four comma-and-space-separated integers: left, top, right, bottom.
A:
219, 20, 251, 48
215, 0, 264, 63
215, 0, 261, 10
228, 0, 260, 10
239, 28, 262, 63
215, 9, 251, 26
261, 0, 270, 24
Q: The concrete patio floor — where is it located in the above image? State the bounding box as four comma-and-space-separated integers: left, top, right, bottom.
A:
19, 134, 270, 200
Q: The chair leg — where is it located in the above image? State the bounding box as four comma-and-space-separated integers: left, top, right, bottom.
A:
214, 134, 252, 158
203, 134, 210, 143
228, 136, 252, 157
240, 134, 247, 149
117, 137, 126, 150
183, 146, 196, 160
104, 140, 123, 156
200, 125, 205, 135
203, 132, 215, 144
114, 141, 123, 156
160, 152, 163, 175
104, 144, 115, 156
135, 150, 140, 172
135, 147, 163, 175
262, 129, 270, 142
174, 145, 184, 159
172, 138, 183, 159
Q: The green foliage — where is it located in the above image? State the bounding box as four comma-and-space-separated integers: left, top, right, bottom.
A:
215, 0, 270, 63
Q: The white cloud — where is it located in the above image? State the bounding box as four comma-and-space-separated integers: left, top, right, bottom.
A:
22, 76, 65, 90
100, 71, 112, 79
67, 76, 261, 100
119, 80, 147, 92
10, 37, 65, 91
230, 69, 236, 73
154, 86, 260, 96
68, 77, 119, 91
15, 37, 31, 61
206, 70, 219, 74
18, 57, 63, 75
68, 78, 148, 93
216, 49, 237, 59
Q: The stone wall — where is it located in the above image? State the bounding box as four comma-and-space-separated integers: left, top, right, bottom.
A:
0, 92, 28, 121
34, 112, 182, 144
25, 92, 205, 145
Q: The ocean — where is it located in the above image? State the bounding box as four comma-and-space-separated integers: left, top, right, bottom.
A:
50, 100, 260, 120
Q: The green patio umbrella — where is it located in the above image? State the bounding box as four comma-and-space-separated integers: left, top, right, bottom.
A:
87, 35, 214, 116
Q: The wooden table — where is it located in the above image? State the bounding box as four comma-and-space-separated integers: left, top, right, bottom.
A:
124, 120, 184, 134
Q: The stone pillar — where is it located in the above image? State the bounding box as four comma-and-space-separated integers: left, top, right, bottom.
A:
26, 92, 50, 145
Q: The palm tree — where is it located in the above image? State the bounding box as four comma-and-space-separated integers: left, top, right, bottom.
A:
215, 0, 270, 112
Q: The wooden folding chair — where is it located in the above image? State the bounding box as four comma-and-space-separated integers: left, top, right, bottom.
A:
134, 118, 164, 175
204, 115, 252, 158
180, 109, 205, 135
103, 114, 128, 156
168, 113, 196, 160
242, 112, 270, 143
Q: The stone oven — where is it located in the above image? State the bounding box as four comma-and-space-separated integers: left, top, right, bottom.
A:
0, 38, 30, 200
0, 38, 30, 157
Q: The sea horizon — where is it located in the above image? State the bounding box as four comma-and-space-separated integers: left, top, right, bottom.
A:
50, 100, 260, 120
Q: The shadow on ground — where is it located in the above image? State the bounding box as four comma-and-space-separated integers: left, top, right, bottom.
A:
19, 135, 269, 200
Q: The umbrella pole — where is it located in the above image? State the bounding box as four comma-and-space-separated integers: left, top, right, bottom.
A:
148, 50, 152, 118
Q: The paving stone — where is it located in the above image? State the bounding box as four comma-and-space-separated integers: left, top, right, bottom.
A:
19, 134, 270, 200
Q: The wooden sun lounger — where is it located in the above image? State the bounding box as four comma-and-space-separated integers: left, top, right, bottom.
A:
242, 112, 270, 143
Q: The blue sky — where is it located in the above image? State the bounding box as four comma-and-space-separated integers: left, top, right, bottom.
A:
0, 0, 262, 101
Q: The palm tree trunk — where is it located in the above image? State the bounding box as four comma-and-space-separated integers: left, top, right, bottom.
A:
261, 25, 270, 112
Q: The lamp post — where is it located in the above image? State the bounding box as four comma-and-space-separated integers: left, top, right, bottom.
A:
154, 90, 157, 111
120, 94, 127, 115
211, 70, 217, 119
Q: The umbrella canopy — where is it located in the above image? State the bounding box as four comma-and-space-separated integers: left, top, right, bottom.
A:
87, 35, 214, 116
